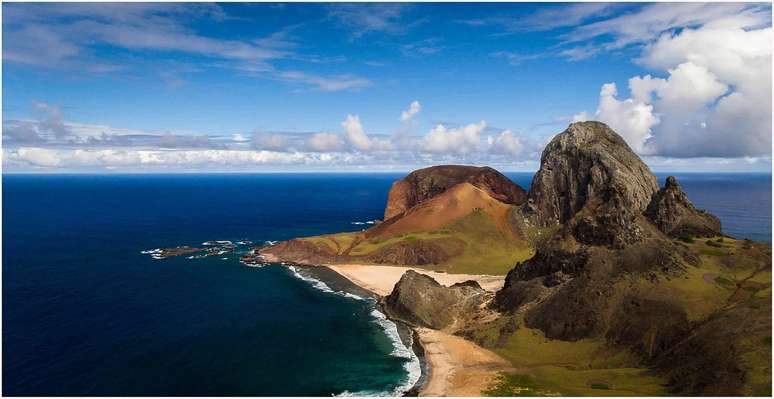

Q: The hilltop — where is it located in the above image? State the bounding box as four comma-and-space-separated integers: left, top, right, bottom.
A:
259, 165, 534, 274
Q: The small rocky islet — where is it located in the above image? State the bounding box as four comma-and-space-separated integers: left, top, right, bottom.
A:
141, 240, 258, 263
262, 121, 772, 396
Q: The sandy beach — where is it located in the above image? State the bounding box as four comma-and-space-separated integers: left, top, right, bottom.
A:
416, 327, 514, 396
322, 263, 511, 396
261, 253, 513, 396
325, 263, 505, 296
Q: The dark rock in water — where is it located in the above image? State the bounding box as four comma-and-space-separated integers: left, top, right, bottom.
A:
645, 176, 722, 238
384, 165, 526, 220
524, 121, 659, 247
383, 270, 489, 330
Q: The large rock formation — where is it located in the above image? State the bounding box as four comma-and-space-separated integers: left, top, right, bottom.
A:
383, 165, 526, 220
645, 176, 722, 238
383, 270, 490, 329
489, 121, 771, 395
524, 121, 660, 247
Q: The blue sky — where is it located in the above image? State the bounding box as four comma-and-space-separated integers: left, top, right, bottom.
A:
2, 2, 772, 172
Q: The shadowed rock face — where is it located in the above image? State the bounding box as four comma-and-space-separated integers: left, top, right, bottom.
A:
384, 165, 527, 220
383, 270, 489, 330
645, 176, 722, 238
489, 122, 768, 395
525, 122, 659, 247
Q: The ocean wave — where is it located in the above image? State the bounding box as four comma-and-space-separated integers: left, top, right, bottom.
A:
351, 220, 379, 226
334, 312, 421, 397
241, 262, 268, 268
286, 266, 420, 396
335, 389, 391, 397
368, 310, 422, 395
287, 266, 369, 301
140, 248, 165, 260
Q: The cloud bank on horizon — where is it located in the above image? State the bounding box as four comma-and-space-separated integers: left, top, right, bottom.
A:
2, 2, 771, 172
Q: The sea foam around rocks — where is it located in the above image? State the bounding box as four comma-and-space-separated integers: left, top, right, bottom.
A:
286, 266, 421, 396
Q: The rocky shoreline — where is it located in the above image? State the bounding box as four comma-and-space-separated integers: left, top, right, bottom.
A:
277, 261, 428, 396
260, 249, 512, 396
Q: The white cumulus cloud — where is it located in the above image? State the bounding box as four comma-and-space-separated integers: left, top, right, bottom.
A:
593, 83, 659, 153
341, 114, 391, 151
489, 129, 525, 156
304, 132, 345, 152
584, 8, 771, 158
399, 100, 421, 122
421, 121, 486, 155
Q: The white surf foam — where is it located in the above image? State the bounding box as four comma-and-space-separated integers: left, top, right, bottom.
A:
241, 262, 267, 268
351, 220, 379, 226
286, 266, 420, 396
368, 309, 421, 395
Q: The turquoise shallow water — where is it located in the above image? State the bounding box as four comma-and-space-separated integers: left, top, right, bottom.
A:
3, 172, 770, 395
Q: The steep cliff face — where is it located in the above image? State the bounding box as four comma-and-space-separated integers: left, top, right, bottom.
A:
525, 122, 659, 247
384, 165, 527, 220
645, 176, 722, 238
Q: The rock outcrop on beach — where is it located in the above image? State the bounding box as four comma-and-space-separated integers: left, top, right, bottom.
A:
383, 270, 490, 329
383, 165, 527, 220
645, 176, 722, 238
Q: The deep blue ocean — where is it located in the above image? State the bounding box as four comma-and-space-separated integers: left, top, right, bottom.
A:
3, 172, 771, 395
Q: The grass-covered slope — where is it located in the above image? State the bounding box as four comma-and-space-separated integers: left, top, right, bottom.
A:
289, 183, 535, 275
463, 235, 771, 396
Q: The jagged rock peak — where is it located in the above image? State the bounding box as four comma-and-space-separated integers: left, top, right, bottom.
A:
525, 121, 659, 228
645, 175, 722, 238
383, 165, 527, 220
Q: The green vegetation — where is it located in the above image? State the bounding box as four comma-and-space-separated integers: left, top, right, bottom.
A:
714, 276, 734, 286
483, 373, 559, 397
679, 236, 695, 243
468, 316, 666, 396
438, 210, 534, 274
299, 208, 534, 275
699, 247, 725, 256
471, 235, 771, 395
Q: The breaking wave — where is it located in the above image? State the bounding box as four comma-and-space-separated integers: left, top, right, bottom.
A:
350, 220, 378, 226
286, 266, 421, 396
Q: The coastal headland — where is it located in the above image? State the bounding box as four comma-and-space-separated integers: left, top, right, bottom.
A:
258, 122, 772, 397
